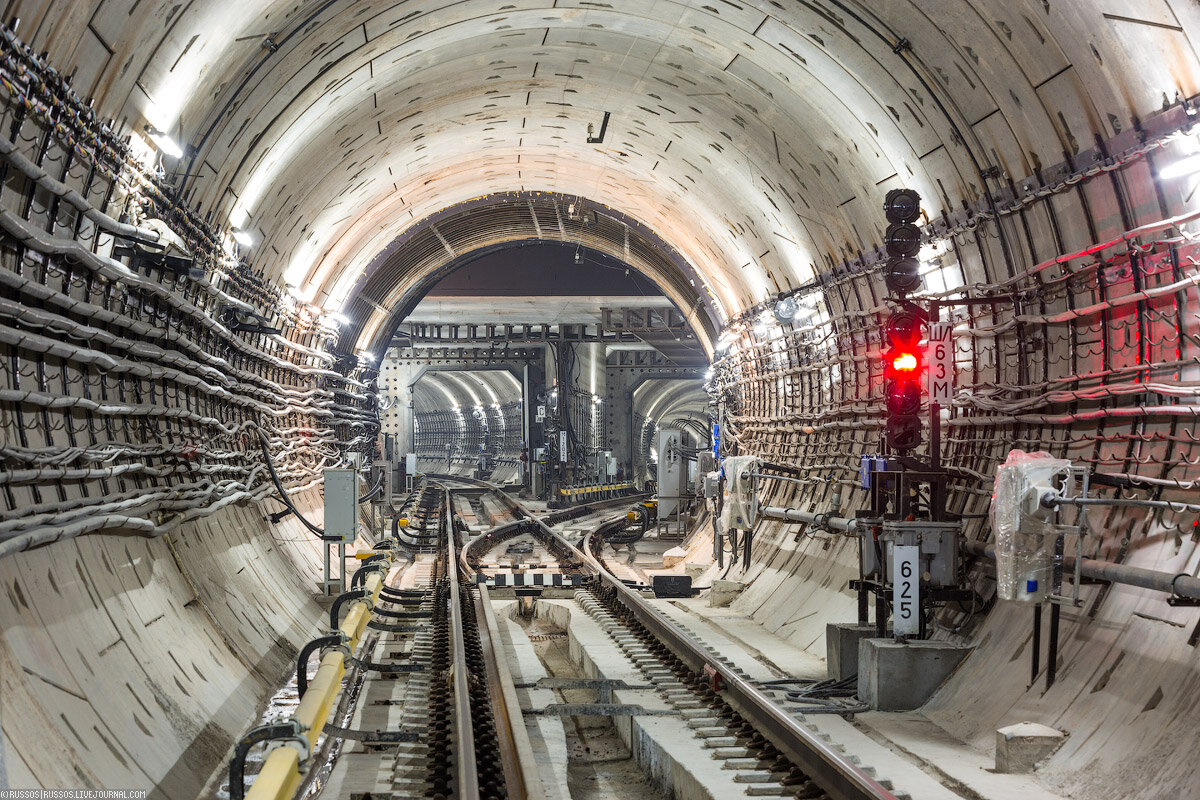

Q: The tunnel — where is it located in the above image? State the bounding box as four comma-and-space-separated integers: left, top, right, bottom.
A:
0, 2, 1197, 800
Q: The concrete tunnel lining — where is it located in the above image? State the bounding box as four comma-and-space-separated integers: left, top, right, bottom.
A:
0, 2, 1197, 799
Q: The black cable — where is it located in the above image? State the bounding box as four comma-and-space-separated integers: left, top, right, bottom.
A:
228, 722, 301, 800
358, 473, 384, 503
257, 429, 325, 538
296, 634, 343, 698
329, 589, 369, 630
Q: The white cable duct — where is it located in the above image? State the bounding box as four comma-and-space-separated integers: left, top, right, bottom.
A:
939, 209, 1200, 295
0, 461, 257, 487
964, 270, 1200, 338
0, 459, 333, 538
0, 474, 268, 533
0, 129, 345, 371
0, 133, 161, 243
0, 430, 340, 467
0, 293, 331, 401
0, 268, 338, 392
962, 381, 1200, 411
0, 448, 333, 517
0, 209, 359, 384
0, 324, 340, 418
0, 480, 238, 524
0, 387, 259, 434
0, 475, 325, 560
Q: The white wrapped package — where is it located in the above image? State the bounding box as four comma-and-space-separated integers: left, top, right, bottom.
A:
720, 455, 761, 531
990, 450, 1072, 602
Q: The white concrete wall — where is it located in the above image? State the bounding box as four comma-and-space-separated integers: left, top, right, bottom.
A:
0, 491, 328, 797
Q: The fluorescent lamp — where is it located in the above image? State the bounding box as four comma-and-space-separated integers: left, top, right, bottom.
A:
327, 312, 350, 326
144, 125, 183, 158
231, 228, 255, 247
1160, 154, 1200, 179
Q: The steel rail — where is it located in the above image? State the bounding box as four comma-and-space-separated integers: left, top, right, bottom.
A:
577, 523, 899, 800
473, 583, 545, 799
433, 475, 898, 798
445, 488, 481, 800
443, 480, 547, 800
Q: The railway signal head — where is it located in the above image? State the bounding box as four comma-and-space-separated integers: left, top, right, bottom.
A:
883, 310, 924, 453
882, 188, 923, 296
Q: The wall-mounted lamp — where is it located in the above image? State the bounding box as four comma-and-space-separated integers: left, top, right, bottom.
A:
772, 295, 798, 323
1160, 154, 1200, 180
144, 125, 183, 158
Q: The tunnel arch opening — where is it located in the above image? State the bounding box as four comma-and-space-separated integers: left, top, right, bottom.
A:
326, 191, 722, 359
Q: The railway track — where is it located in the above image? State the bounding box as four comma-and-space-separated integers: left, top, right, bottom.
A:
447, 476, 901, 800
233, 476, 901, 800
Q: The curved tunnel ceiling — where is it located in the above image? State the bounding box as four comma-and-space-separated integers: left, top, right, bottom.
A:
21, 0, 1189, 343
342, 191, 719, 353
411, 369, 523, 414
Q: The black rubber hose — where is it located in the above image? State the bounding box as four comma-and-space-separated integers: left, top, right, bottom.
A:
257, 429, 325, 538
296, 634, 343, 698
379, 585, 424, 600
359, 474, 384, 503
351, 562, 386, 590
329, 589, 369, 630
228, 722, 299, 800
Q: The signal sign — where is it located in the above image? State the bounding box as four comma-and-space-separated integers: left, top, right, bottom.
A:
928, 323, 953, 404
893, 545, 920, 635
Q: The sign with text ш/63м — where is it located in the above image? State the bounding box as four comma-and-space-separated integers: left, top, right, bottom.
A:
928, 323, 953, 404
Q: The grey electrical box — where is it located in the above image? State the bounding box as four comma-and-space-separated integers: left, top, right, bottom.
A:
862, 520, 960, 587
656, 428, 685, 517
324, 468, 358, 543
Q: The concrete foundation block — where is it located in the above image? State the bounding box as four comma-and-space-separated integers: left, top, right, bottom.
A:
708, 579, 745, 607
684, 561, 708, 580
858, 638, 971, 711
995, 722, 1066, 773
826, 623, 880, 681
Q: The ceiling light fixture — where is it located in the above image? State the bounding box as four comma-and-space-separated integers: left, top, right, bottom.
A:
143, 125, 183, 158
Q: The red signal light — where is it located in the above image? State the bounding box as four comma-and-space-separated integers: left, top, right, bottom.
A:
892, 352, 918, 373
884, 347, 923, 379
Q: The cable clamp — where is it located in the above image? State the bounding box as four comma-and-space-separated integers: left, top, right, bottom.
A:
276, 718, 312, 763
1167, 573, 1200, 607
320, 631, 351, 660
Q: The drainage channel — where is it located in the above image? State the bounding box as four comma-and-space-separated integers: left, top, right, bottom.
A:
512, 611, 668, 800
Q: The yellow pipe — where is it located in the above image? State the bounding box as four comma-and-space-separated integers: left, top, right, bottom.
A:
243, 746, 301, 800
557, 482, 633, 496
244, 559, 390, 800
